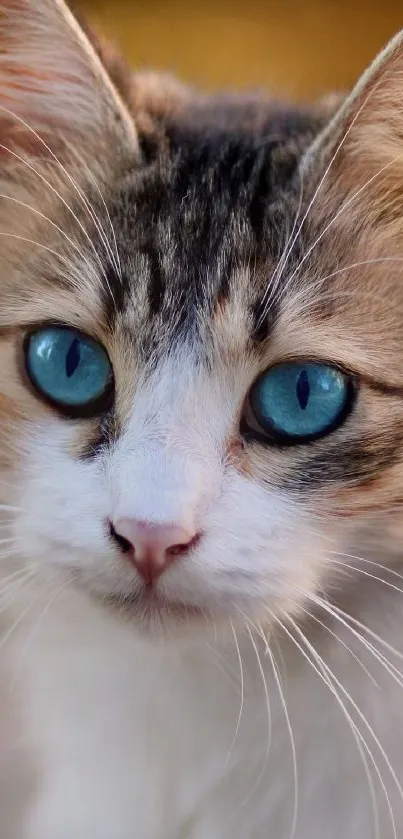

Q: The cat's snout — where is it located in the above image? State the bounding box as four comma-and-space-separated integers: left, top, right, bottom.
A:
110, 519, 200, 584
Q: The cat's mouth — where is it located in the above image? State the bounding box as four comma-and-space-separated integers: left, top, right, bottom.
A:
103, 589, 205, 627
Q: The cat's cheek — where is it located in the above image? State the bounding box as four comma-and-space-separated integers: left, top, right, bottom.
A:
12, 423, 112, 566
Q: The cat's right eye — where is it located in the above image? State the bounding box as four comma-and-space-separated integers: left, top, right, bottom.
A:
242, 360, 355, 445
24, 325, 114, 418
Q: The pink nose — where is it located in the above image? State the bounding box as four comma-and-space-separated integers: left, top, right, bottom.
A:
111, 518, 199, 584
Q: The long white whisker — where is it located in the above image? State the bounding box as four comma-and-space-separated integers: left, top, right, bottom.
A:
258, 83, 380, 323
0, 550, 24, 562
275, 151, 403, 309
210, 609, 218, 645
297, 602, 378, 687
275, 611, 383, 839
262, 169, 305, 316
67, 148, 122, 279
12, 574, 74, 680
0, 104, 120, 281
258, 617, 298, 839
0, 231, 77, 275
0, 567, 37, 606
285, 256, 403, 318
0, 141, 114, 295
0, 566, 36, 597
311, 595, 403, 690
0, 193, 94, 272
286, 609, 402, 835
226, 619, 245, 766
236, 611, 272, 807
327, 557, 403, 598
330, 551, 403, 585
204, 642, 240, 693
0, 551, 21, 562
271, 633, 288, 691
330, 603, 403, 666
0, 576, 45, 654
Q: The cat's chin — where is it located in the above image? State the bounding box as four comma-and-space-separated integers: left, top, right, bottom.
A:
82, 578, 292, 639
98, 589, 212, 637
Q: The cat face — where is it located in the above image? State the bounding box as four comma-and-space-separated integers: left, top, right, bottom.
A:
1, 0, 403, 638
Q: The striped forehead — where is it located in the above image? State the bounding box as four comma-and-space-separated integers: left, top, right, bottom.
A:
101, 125, 309, 354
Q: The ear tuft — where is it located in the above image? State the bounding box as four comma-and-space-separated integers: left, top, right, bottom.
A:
312, 31, 403, 174
305, 30, 403, 223
0, 0, 138, 159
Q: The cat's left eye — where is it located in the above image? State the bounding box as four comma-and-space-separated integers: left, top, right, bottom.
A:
24, 325, 113, 417
242, 360, 355, 445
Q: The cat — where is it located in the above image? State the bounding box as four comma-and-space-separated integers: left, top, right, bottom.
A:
1, 1, 403, 837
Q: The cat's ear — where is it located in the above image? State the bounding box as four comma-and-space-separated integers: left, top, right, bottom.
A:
0, 0, 138, 163
310, 30, 403, 203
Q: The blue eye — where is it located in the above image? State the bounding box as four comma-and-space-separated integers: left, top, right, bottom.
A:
246, 361, 354, 444
25, 326, 113, 416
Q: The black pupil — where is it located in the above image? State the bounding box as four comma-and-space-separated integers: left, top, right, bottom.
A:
65, 338, 81, 378
296, 369, 310, 410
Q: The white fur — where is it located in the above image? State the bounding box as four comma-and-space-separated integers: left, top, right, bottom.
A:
0, 350, 402, 838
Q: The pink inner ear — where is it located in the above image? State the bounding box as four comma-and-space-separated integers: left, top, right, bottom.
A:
0, 86, 64, 159
0, 9, 83, 157
0, 0, 137, 164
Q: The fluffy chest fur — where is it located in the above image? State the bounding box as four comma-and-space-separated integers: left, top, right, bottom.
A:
3, 584, 403, 839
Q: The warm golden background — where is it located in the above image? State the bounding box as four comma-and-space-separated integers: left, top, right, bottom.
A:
77, 0, 403, 101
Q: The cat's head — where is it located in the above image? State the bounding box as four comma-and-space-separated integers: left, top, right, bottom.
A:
1, 0, 403, 639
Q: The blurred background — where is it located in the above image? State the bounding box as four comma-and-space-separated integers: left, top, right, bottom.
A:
76, 0, 403, 101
